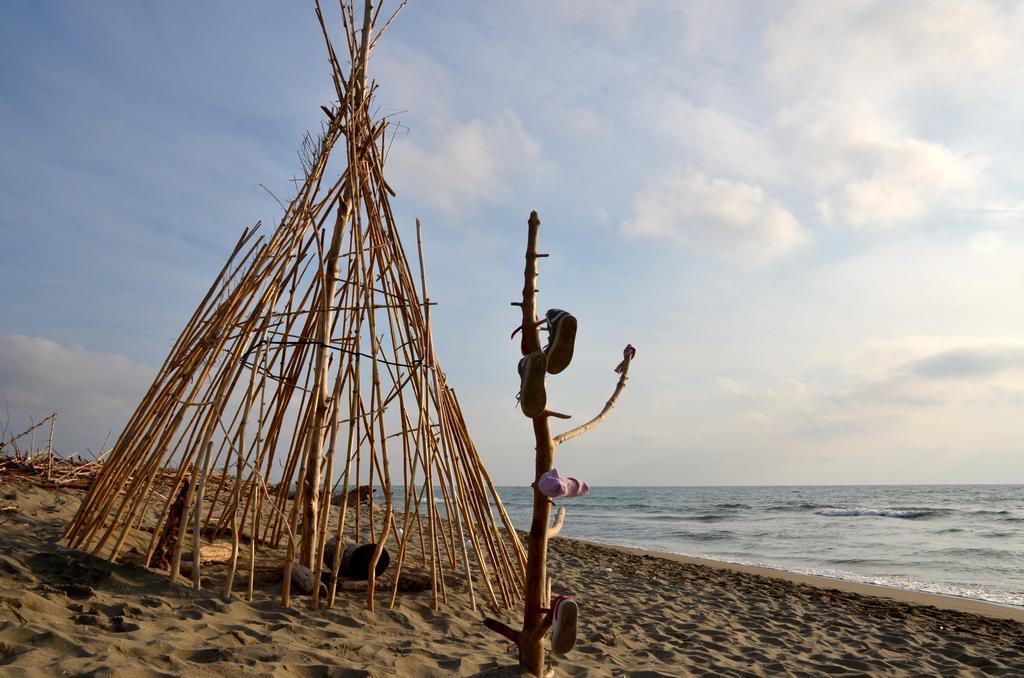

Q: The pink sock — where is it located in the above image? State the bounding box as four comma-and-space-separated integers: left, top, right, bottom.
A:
538, 469, 590, 499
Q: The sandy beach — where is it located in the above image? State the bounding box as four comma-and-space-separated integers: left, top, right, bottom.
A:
2, 481, 1023, 676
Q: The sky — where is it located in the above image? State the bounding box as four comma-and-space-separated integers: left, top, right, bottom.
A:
2, 1, 1024, 486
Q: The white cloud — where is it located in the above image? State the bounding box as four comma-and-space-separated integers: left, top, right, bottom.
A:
656, 96, 784, 183
387, 110, 547, 215
970, 231, 1004, 255
373, 43, 454, 124
642, 1, 1021, 234
622, 167, 807, 262
751, 337, 1024, 448
765, 1, 1021, 104
663, 336, 1024, 482
0, 335, 155, 456
542, 0, 645, 39
368, 41, 551, 217
780, 104, 981, 228
762, 0, 1021, 228
715, 377, 755, 398
677, 0, 741, 54
564, 106, 611, 139
842, 138, 979, 227
838, 337, 1024, 401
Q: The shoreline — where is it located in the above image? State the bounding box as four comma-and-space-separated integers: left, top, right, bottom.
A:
585, 538, 1024, 622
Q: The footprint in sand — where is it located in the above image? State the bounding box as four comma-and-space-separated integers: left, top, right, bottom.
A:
67, 602, 141, 634
187, 647, 234, 664
139, 596, 165, 609
177, 606, 205, 620
106, 616, 140, 633
57, 584, 94, 600
72, 613, 101, 627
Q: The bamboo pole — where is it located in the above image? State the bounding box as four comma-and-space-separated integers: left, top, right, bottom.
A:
192, 441, 212, 590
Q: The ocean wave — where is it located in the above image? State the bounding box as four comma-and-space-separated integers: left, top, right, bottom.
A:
824, 557, 887, 566
815, 508, 936, 519
934, 527, 965, 534
668, 529, 733, 541
766, 502, 821, 512
713, 503, 751, 510
645, 513, 729, 523
932, 546, 1009, 558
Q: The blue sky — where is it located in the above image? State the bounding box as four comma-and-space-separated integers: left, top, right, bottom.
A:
3, 1, 1024, 484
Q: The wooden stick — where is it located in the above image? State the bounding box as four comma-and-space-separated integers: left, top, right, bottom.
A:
46, 413, 56, 481
546, 507, 566, 539
192, 440, 212, 590
553, 354, 633, 446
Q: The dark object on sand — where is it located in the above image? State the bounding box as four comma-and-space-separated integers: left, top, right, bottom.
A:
151, 479, 190, 570
331, 484, 375, 507
325, 537, 390, 580
394, 568, 432, 593
290, 563, 328, 597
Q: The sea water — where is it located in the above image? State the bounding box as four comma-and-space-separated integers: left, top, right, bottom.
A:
493, 485, 1024, 608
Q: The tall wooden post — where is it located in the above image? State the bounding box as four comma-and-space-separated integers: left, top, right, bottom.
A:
484, 211, 635, 676
519, 211, 555, 675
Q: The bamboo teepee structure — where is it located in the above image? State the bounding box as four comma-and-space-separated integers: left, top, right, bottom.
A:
65, 0, 525, 612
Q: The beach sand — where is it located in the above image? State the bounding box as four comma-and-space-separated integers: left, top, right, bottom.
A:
2, 481, 1023, 676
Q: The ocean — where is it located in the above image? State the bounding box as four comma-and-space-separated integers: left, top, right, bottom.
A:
494, 485, 1024, 608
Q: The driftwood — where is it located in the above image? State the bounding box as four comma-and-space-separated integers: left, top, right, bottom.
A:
331, 484, 374, 507
183, 543, 234, 566
0, 412, 57, 456
337, 568, 431, 593
394, 568, 432, 593
178, 544, 235, 578
150, 481, 190, 570
289, 563, 328, 598
324, 537, 390, 580
0, 448, 104, 490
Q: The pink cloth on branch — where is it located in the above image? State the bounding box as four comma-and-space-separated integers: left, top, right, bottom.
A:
615, 344, 636, 374
537, 468, 590, 499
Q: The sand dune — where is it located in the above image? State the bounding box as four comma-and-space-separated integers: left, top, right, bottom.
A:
2, 481, 1023, 676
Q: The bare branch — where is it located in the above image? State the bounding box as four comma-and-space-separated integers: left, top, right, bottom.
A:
483, 617, 521, 644
3, 412, 58, 448
546, 506, 565, 539
553, 350, 633, 447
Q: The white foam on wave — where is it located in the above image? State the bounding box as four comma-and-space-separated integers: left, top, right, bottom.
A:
795, 567, 1024, 608
815, 508, 930, 519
